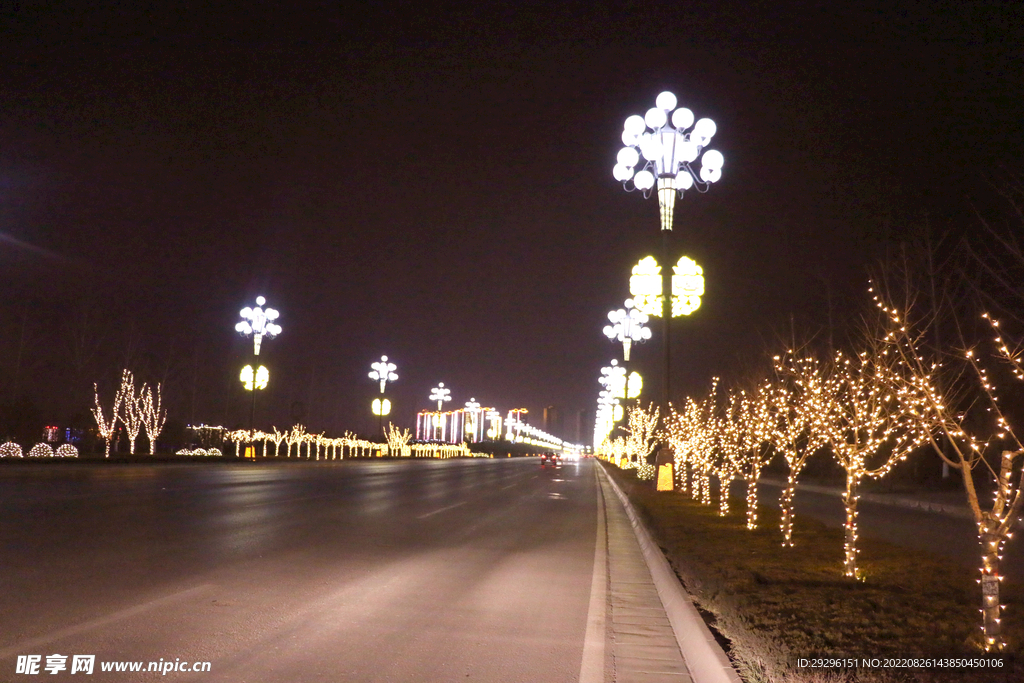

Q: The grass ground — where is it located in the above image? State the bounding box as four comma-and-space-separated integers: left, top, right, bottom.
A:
603, 463, 1024, 683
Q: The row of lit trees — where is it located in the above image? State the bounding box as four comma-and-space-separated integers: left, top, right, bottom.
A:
91, 369, 167, 457
219, 422, 476, 460
603, 283, 1024, 651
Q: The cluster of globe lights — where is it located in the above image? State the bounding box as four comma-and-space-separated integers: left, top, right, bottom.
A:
603, 298, 652, 361
430, 382, 452, 411
612, 91, 723, 229
236, 296, 282, 355
369, 356, 399, 394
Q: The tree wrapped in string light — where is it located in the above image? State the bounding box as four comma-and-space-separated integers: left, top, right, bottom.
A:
811, 346, 931, 579
625, 403, 660, 479
603, 299, 652, 362
771, 352, 830, 546
140, 383, 167, 455
874, 288, 1024, 651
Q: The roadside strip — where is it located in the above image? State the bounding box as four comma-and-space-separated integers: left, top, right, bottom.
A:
599, 465, 742, 683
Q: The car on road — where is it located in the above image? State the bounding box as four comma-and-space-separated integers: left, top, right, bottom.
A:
540, 453, 560, 468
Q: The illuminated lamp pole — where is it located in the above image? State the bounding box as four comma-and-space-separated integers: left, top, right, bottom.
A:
465, 398, 481, 442
603, 298, 652, 362
372, 398, 392, 435
600, 359, 643, 410
235, 296, 282, 449
612, 91, 723, 406
239, 365, 269, 458
369, 356, 398, 437
429, 383, 451, 441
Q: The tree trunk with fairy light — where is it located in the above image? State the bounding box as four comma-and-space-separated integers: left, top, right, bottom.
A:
780, 473, 797, 546
842, 472, 863, 578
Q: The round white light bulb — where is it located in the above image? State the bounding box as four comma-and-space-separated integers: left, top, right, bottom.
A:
655, 91, 677, 111
623, 115, 646, 136
617, 147, 639, 167
679, 140, 698, 163
256, 296, 266, 306
633, 170, 655, 190
678, 173, 694, 190
702, 149, 724, 170
671, 108, 694, 130
612, 163, 633, 182
700, 166, 722, 183
621, 130, 638, 147
693, 118, 717, 140
644, 107, 667, 130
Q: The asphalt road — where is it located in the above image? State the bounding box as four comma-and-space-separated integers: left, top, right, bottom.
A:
0, 458, 598, 682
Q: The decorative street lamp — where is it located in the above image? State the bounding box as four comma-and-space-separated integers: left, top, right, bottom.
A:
369, 356, 398, 394
235, 296, 282, 445
369, 355, 398, 437
594, 390, 620, 449
428, 383, 452, 441
603, 298, 653, 361
430, 383, 452, 411
235, 296, 282, 357
599, 359, 643, 403
612, 91, 722, 405
464, 398, 482, 443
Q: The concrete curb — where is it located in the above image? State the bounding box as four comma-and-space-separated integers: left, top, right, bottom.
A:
599, 465, 742, 683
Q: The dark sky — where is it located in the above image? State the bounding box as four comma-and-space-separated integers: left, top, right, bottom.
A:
0, 1, 1022, 440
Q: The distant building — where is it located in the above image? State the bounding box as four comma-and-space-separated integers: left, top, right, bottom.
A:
415, 407, 502, 443
543, 406, 563, 439
576, 409, 594, 445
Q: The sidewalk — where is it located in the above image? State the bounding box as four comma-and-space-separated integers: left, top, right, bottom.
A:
758, 476, 975, 520
596, 465, 741, 683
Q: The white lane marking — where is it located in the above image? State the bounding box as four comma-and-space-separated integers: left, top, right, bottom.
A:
416, 500, 468, 519
0, 584, 215, 658
578, 466, 607, 683
500, 483, 517, 490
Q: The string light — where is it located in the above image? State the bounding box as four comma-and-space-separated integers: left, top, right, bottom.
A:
873, 288, 1024, 648
91, 379, 123, 458
140, 383, 167, 455
772, 353, 830, 546
27, 443, 53, 458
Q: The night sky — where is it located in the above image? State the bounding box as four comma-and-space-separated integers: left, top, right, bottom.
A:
1, 2, 1022, 440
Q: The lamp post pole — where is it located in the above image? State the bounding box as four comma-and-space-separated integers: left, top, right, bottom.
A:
369, 356, 398, 438
612, 90, 723, 409
235, 296, 281, 454
429, 383, 451, 441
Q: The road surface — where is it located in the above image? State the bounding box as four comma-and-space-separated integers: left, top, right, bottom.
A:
0, 458, 598, 681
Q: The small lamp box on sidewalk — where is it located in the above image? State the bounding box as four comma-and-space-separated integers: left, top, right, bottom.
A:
655, 447, 674, 491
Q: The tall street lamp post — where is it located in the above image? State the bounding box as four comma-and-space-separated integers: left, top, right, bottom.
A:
235, 296, 281, 445
369, 356, 398, 437
429, 383, 451, 441
603, 298, 652, 362
612, 91, 723, 406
